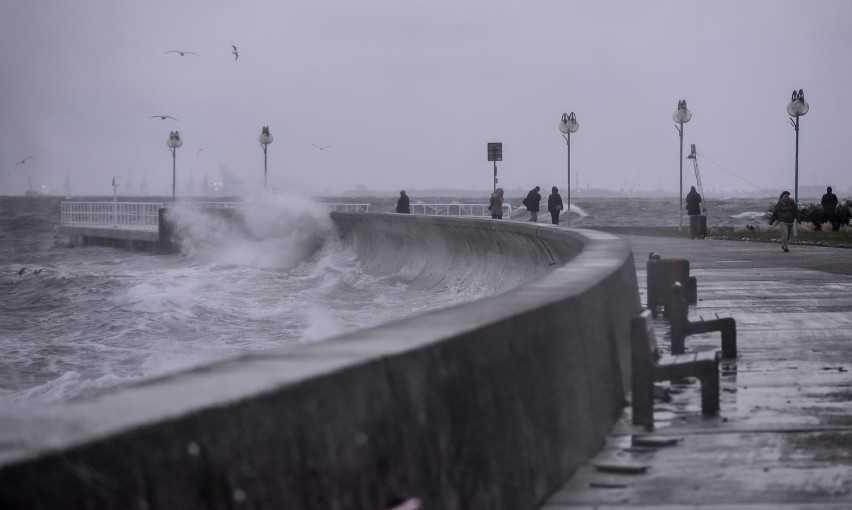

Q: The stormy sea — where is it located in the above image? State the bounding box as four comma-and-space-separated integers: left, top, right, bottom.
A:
0, 193, 779, 409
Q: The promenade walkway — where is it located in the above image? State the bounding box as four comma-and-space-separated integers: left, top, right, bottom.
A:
542, 234, 852, 509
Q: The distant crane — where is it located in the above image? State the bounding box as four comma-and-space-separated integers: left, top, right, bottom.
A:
686, 144, 708, 215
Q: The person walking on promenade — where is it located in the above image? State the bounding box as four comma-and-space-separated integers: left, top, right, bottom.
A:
523, 186, 541, 222
547, 186, 563, 225
769, 190, 800, 252
396, 190, 410, 214
488, 187, 504, 219
821, 186, 839, 231
686, 186, 702, 216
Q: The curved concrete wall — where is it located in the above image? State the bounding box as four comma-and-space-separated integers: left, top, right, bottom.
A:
332, 212, 584, 291
0, 213, 641, 510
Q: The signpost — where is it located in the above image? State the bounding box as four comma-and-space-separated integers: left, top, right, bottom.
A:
487, 142, 502, 193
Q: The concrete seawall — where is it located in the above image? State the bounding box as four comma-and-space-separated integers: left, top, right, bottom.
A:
0, 214, 641, 509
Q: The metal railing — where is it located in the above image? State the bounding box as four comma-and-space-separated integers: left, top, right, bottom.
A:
61, 202, 163, 230
409, 203, 513, 217
319, 203, 371, 213
59, 201, 373, 231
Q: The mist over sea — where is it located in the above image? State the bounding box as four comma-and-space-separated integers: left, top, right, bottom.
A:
0, 193, 777, 408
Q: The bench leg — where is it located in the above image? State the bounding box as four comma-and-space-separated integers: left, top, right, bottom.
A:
671, 327, 686, 355
720, 318, 737, 359
632, 367, 655, 429
699, 368, 720, 416
632, 396, 654, 429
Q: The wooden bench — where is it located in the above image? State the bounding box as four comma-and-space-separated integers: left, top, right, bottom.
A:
670, 282, 737, 359
631, 309, 720, 429
647, 253, 697, 317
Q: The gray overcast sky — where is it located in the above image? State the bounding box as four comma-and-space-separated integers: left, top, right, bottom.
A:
2, 0, 851, 197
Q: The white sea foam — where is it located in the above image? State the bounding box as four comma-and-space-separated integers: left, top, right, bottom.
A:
570, 204, 589, 217
167, 191, 334, 271
17, 370, 130, 403
731, 211, 767, 220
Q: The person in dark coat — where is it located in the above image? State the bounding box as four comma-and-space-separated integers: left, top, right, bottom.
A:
821, 186, 839, 231
686, 186, 702, 216
523, 186, 541, 222
488, 188, 504, 219
396, 190, 410, 214
547, 186, 563, 225
769, 190, 800, 252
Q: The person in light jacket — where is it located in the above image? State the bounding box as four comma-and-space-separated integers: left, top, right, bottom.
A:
769, 190, 800, 252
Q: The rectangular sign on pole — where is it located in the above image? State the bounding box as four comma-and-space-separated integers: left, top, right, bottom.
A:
487, 142, 502, 162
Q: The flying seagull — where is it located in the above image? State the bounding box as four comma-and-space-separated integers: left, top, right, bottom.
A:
312, 143, 332, 150
196, 148, 204, 156
149, 115, 180, 121
231, 44, 239, 61
165, 50, 200, 57
15, 156, 34, 169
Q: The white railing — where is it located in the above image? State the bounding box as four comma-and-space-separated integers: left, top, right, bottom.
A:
409, 203, 513, 217
61, 202, 163, 230
319, 203, 372, 213
60, 201, 372, 231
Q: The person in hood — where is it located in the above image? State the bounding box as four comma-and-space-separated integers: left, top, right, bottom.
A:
396, 190, 410, 214
686, 186, 702, 216
547, 186, 563, 225
523, 186, 541, 222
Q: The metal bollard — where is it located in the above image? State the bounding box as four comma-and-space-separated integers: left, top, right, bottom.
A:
647, 253, 696, 317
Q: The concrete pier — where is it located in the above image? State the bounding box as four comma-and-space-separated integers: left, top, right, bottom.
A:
57, 205, 173, 251
542, 234, 852, 508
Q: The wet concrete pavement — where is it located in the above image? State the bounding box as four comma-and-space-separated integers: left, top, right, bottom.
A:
542, 234, 852, 509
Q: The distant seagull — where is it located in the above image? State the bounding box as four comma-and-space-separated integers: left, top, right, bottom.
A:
15, 156, 34, 169
149, 115, 180, 121
231, 44, 239, 61
165, 50, 200, 57
17, 267, 27, 275
196, 148, 204, 156
312, 143, 332, 150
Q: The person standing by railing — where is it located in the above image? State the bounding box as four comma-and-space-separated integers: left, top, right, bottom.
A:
396, 190, 410, 214
489, 188, 504, 219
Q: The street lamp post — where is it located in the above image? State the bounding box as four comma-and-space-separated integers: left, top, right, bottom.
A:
786, 89, 809, 236
259, 126, 273, 190
673, 100, 692, 231
558, 112, 579, 227
167, 131, 182, 201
